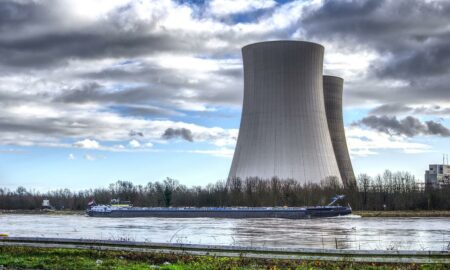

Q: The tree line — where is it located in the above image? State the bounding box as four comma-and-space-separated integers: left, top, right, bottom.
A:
0, 170, 449, 211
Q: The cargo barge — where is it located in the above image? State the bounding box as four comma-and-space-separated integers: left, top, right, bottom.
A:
86, 195, 351, 219
86, 205, 351, 219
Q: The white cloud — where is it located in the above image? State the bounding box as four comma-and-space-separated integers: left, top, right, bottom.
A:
323, 48, 379, 80
1, 0, 446, 161
208, 0, 277, 17
62, 0, 131, 21
83, 153, 106, 161
0, 93, 238, 152
84, 154, 95, 161
73, 139, 100, 149
346, 126, 432, 158
145, 142, 153, 147
129, 139, 140, 148
190, 147, 234, 158
68, 153, 76, 160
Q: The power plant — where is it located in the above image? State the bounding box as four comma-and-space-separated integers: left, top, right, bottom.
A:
323, 75, 357, 188
229, 40, 355, 187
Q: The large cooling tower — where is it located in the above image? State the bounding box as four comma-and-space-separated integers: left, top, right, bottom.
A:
323, 76, 357, 188
228, 41, 342, 184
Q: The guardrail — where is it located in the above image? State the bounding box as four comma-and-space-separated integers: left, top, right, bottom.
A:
1, 236, 449, 263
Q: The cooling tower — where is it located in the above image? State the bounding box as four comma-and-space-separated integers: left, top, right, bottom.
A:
228, 41, 342, 184
323, 75, 356, 188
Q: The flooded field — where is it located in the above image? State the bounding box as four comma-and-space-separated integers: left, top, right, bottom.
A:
1, 214, 449, 251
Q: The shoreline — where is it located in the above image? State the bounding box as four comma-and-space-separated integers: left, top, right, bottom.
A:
353, 210, 450, 217
0, 210, 85, 215
2, 209, 450, 217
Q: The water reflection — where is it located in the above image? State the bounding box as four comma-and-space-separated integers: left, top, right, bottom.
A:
1, 214, 449, 251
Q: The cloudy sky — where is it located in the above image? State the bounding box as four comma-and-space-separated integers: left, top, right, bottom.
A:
1, 0, 450, 190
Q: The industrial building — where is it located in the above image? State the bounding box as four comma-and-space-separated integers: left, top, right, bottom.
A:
323, 76, 357, 188
228, 40, 355, 186
425, 164, 450, 188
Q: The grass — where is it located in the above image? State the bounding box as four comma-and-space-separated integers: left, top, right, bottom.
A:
0, 246, 449, 270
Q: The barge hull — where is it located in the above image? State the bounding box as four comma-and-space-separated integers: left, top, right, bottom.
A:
87, 206, 352, 219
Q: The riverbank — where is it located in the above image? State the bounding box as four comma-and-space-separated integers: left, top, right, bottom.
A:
0, 209, 84, 215
2, 209, 450, 217
353, 210, 450, 217
0, 246, 448, 270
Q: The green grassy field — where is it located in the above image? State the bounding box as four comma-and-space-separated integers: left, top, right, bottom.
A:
0, 246, 448, 270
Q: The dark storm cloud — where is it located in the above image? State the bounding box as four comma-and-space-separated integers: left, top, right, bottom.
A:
376, 41, 450, 79
129, 130, 144, 137
302, 0, 383, 28
58, 60, 243, 107
55, 82, 103, 103
117, 105, 180, 117
426, 121, 450, 137
0, 91, 36, 104
0, 105, 151, 147
370, 104, 450, 116
369, 103, 412, 115
354, 115, 450, 137
0, 31, 185, 68
0, 119, 65, 135
162, 128, 194, 142
0, 1, 221, 69
414, 106, 450, 116
0, 115, 89, 137
54, 81, 235, 111
302, 0, 450, 54
2, 0, 450, 149
55, 83, 173, 105
0, 0, 285, 70
359, 116, 426, 137
0, 0, 55, 31
301, 0, 450, 107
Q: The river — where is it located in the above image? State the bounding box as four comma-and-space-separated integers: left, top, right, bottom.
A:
1, 214, 449, 251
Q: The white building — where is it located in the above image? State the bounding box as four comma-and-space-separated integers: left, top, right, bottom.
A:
425, 164, 450, 188
42, 199, 53, 209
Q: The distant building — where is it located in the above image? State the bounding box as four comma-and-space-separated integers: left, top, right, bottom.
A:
425, 164, 450, 188
42, 199, 53, 209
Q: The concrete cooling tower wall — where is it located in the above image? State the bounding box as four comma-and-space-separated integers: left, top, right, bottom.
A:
228, 41, 342, 185
323, 75, 357, 188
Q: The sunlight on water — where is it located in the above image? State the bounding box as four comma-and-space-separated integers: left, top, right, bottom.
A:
334, 214, 361, 219
1, 214, 449, 251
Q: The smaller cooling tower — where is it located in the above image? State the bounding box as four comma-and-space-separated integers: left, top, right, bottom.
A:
323, 75, 356, 188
